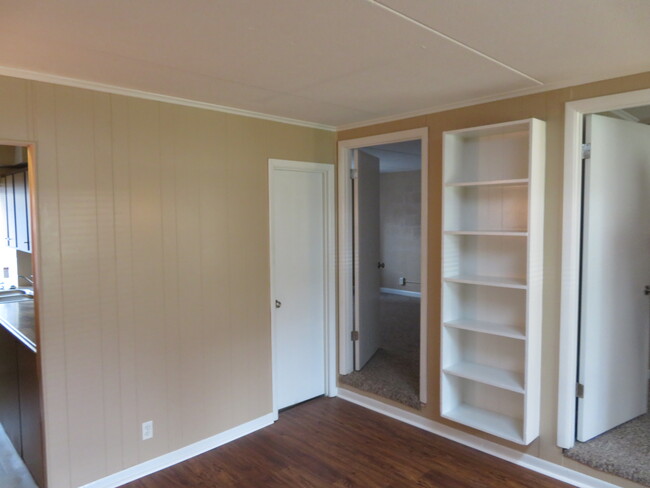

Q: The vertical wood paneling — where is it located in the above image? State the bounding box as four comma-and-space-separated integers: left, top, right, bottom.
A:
225, 115, 273, 426
158, 104, 182, 452
173, 105, 209, 445
93, 91, 123, 476
31, 81, 72, 488
0, 76, 30, 141
194, 109, 232, 435
54, 86, 107, 486
126, 98, 169, 462
110, 94, 139, 469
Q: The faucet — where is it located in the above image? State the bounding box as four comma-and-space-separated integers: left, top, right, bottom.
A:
18, 275, 34, 285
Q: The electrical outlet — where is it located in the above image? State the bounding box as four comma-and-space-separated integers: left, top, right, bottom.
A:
399, 277, 406, 286
142, 421, 153, 440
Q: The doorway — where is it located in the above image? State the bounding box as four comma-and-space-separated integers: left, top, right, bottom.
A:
268, 159, 336, 416
338, 129, 428, 409
558, 93, 650, 486
0, 143, 40, 488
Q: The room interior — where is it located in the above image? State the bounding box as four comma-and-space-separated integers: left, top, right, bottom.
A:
0, 1, 648, 488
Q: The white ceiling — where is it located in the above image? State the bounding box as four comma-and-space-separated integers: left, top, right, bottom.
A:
0, 0, 649, 128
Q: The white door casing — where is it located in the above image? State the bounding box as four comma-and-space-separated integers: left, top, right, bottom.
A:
338, 128, 429, 403
269, 159, 336, 413
577, 114, 650, 441
557, 88, 650, 449
354, 150, 382, 370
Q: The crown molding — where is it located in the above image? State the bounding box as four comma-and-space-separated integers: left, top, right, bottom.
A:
336, 68, 650, 131
0, 66, 336, 132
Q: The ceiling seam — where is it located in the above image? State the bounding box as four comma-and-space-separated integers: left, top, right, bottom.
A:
367, 0, 544, 86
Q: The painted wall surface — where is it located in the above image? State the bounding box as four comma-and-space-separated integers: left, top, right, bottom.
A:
339, 71, 650, 488
379, 170, 421, 293
0, 74, 335, 488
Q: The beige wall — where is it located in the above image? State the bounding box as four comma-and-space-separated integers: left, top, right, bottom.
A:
339, 71, 650, 488
0, 74, 335, 488
379, 170, 421, 293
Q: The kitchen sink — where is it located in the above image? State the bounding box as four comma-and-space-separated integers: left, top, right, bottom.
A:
0, 289, 34, 303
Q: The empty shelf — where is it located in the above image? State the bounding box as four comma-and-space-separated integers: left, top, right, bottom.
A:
444, 274, 527, 289
443, 319, 526, 340
444, 230, 528, 237
442, 404, 524, 444
445, 178, 529, 188
443, 362, 524, 393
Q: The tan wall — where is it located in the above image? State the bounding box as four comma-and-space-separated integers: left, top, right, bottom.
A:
379, 171, 421, 293
339, 71, 650, 488
0, 74, 335, 488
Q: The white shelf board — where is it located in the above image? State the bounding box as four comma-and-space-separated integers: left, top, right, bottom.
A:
442, 404, 524, 444
445, 178, 529, 188
443, 319, 525, 340
443, 362, 525, 393
444, 274, 527, 289
444, 230, 528, 237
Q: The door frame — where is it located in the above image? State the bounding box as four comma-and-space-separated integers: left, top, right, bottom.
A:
557, 88, 650, 449
268, 159, 336, 419
338, 128, 429, 404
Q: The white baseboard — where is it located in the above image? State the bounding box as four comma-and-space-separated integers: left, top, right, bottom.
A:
80, 412, 275, 488
337, 388, 621, 488
380, 287, 421, 298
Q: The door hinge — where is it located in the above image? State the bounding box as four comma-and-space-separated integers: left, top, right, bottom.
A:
581, 143, 591, 159
350, 168, 358, 180
576, 383, 584, 399
351, 330, 359, 341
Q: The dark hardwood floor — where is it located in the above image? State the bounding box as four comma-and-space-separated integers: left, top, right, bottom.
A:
121, 397, 574, 488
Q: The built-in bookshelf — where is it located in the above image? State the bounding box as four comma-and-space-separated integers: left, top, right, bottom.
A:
440, 119, 545, 445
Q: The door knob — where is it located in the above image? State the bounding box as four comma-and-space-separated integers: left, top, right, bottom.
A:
275, 300, 282, 309
645, 285, 649, 296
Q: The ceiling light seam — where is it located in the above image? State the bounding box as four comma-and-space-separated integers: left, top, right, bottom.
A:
367, 0, 543, 86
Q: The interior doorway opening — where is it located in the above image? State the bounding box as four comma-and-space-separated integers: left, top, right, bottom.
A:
558, 99, 650, 486
338, 129, 428, 410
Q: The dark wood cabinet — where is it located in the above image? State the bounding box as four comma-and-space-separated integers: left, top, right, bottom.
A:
17, 344, 44, 487
0, 326, 43, 486
0, 325, 21, 452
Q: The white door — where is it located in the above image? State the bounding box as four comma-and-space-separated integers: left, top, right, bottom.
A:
354, 150, 382, 370
577, 114, 650, 441
270, 161, 331, 410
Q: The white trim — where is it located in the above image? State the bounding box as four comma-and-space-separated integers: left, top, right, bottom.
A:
609, 109, 640, 122
268, 159, 337, 418
338, 127, 429, 403
380, 287, 421, 298
558, 88, 650, 449
79, 413, 275, 488
0, 66, 335, 132
337, 388, 621, 488
336, 70, 650, 132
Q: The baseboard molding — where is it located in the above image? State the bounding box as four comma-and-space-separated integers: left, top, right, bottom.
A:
380, 287, 421, 298
80, 412, 275, 488
337, 388, 621, 488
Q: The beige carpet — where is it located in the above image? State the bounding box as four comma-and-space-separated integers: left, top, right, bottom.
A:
339, 293, 421, 409
564, 381, 650, 486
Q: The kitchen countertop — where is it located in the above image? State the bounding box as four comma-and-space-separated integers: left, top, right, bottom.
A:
0, 299, 36, 352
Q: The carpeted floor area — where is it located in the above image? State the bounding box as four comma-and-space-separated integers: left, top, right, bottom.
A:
339, 293, 421, 409
564, 381, 650, 486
